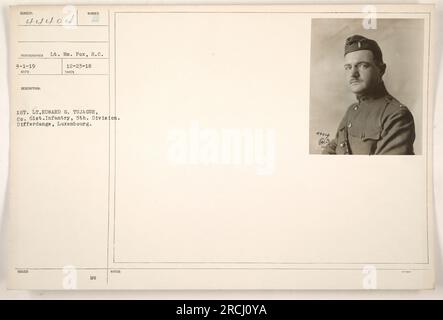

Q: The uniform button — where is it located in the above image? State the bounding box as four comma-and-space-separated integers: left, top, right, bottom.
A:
340, 142, 345, 147
347, 122, 352, 128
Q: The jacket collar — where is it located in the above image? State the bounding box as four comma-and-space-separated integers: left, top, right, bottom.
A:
356, 81, 389, 103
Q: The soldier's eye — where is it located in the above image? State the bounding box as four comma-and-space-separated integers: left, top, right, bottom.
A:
344, 65, 351, 70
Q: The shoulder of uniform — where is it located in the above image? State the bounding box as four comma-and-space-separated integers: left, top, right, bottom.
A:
383, 95, 412, 117
382, 95, 412, 121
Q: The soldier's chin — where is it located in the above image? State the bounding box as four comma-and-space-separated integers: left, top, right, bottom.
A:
349, 84, 365, 94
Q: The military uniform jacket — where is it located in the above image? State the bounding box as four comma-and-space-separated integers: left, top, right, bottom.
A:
322, 83, 415, 155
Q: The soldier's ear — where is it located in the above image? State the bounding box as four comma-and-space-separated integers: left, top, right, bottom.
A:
379, 63, 386, 77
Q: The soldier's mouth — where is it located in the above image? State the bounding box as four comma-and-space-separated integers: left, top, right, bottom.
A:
350, 80, 361, 85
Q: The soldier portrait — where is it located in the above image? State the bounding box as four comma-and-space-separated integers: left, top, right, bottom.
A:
309, 19, 424, 155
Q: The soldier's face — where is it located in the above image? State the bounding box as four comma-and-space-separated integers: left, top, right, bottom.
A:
344, 50, 383, 95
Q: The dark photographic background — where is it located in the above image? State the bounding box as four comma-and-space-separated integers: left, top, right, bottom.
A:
309, 18, 424, 154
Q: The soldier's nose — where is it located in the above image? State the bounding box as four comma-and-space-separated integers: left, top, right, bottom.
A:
351, 68, 359, 77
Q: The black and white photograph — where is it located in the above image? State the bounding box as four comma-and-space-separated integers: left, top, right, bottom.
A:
1, 3, 441, 299
309, 18, 425, 155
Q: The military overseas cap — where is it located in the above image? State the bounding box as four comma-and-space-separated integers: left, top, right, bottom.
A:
344, 35, 383, 63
